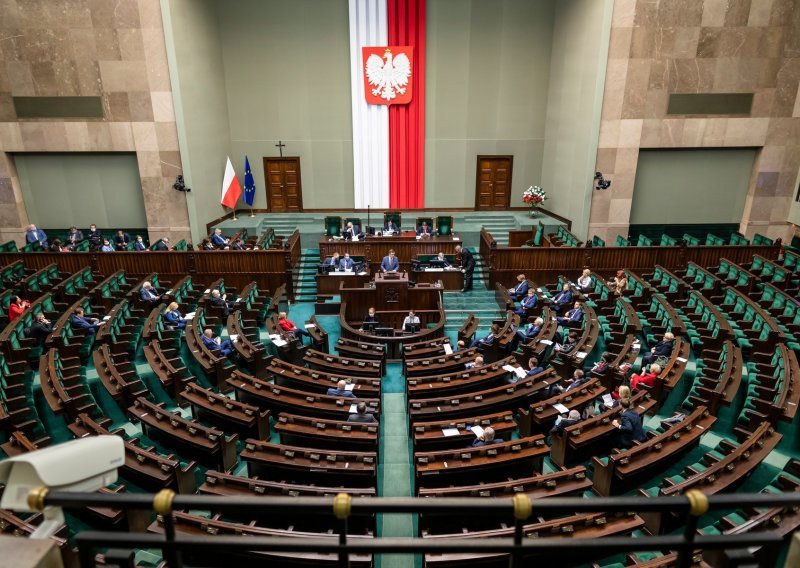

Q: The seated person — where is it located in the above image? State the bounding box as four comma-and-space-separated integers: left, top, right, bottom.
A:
455, 340, 466, 351
514, 288, 538, 316
70, 307, 101, 334
153, 237, 170, 251
588, 351, 614, 378
278, 311, 310, 342
641, 332, 675, 366
133, 235, 147, 251
383, 218, 399, 234
49, 238, 65, 252
471, 426, 502, 447
553, 331, 579, 357
469, 324, 499, 348
163, 302, 187, 329
464, 355, 484, 370
348, 402, 377, 423
612, 398, 646, 448
607, 269, 628, 295
230, 238, 245, 250
211, 228, 228, 249
551, 283, 573, 315
114, 230, 131, 251
338, 252, 355, 271
508, 357, 542, 383
508, 274, 530, 301
548, 369, 587, 397
577, 268, 592, 293
210, 289, 235, 317
139, 281, 162, 308
435, 252, 450, 267
416, 221, 432, 237
26, 313, 54, 346
361, 307, 380, 331
86, 224, 102, 249
516, 317, 544, 343
100, 239, 115, 252
9, 296, 31, 322
323, 252, 341, 270
610, 384, 631, 408
550, 409, 582, 436
402, 310, 420, 332
556, 301, 585, 327
630, 363, 661, 392
380, 250, 399, 273
201, 328, 235, 358
326, 379, 355, 398
342, 221, 361, 240
200, 238, 216, 251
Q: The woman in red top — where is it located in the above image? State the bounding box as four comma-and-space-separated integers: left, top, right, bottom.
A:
630, 363, 662, 392
278, 311, 310, 342
8, 295, 30, 322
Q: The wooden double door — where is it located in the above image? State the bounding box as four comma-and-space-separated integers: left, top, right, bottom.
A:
475, 155, 513, 210
263, 157, 303, 212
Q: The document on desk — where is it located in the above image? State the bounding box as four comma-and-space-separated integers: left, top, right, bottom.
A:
442, 344, 453, 355
425, 268, 444, 272
272, 338, 287, 347
441, 428, 460, 437
575, 351, 588, 359
602, 394, 614, 408
513, 366, 527, 379
349, 404, 358, 413
553, 403, 570, 414
470, 425, 485, 438
539, 339, 553, 345
357, 272, 368, 276
502, 364, 517, 374
304, 323, 316, 328
344, 384, 355, 391
269, 334, 281, 340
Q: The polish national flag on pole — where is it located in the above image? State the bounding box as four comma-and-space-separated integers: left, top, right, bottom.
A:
220, 156, 242, 209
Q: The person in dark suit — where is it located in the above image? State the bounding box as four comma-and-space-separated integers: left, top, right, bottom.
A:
380, 250, 399, 273
455, 245, 475, 292
552, 283, 574, 315
612, 398, 647, 448
163, 302, 187, 329
342, 222, 360, 240
435, 252, 450, 267
133, 235, 147, 251
24, 224, 48, 248
554, 331, 579, 358
211, 228, 228, 249
464, 355, 484, 370
383, 219, 399, 234
361, 307, 380, 331
516, 317, 543, 343
549, 369, 587, 397
65, 227, 83, 250
348, 402, 377, 423
557, 301, 585, 327
323, 252, 340, 270
202, 328, 235, 358
326, 379, 356, 398
210, 290, 235, 317
86, 224, 103, 250
70, 307, 101, 334
470, 324, 499, 348
139, 281, 162, 308
514, 289, 538, 316
550, 410, 581, 436
114, 230, 131, 251
588, 351, 614, 378
470, 426, 502, 447
200, 238, 216, 251
153, 237, 170, 251
26, 313, 53, 346
642, 332, 675, 366
339, 253, 355, 271
416, 221, 432, 237
508, 274, 530, 301
230, 238, 245, 250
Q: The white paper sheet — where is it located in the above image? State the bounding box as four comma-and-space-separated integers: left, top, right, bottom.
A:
344, 384, 355, 391
441, 428, 460, 437
470, 425, 485, 438
349, 404, 358, 413
442, 344, 453, 354
553, 403, 570, 414
304, 324, 316, 328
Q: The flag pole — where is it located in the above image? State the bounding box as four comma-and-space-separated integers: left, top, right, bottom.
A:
231, 207, 238, 221
249, 207, 255, 218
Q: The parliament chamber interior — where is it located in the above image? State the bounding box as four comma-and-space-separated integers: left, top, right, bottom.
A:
1, 0, 800, 567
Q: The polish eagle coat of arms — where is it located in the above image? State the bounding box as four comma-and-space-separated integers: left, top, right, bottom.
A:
362, 46, 413, 105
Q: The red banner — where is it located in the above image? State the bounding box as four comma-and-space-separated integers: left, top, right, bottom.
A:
362, 46, 413, 105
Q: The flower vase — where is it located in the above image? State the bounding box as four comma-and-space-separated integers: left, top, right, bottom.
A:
528, 207, 538, 218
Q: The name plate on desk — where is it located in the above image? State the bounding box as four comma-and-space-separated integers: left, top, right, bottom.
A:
424, 268, 444, 272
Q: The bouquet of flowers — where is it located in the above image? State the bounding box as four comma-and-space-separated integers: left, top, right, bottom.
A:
522, 185, 547, 208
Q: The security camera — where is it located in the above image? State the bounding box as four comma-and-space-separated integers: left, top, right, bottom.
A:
0, 436, 124, 537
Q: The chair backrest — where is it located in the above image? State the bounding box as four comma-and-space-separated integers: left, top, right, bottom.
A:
636, 234, 652, 247
682, 234, 700, 246
533, 223, 544, 247
615, 235, 628, 247
384, 211, 402, 228
324, 216, 342, 237
591, 235, 605, 247
436, 216, 453, 236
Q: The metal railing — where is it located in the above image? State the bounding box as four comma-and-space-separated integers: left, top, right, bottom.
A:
28, 488, 800, 568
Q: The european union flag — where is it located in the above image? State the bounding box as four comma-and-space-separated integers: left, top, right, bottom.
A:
243, 155, 256, 206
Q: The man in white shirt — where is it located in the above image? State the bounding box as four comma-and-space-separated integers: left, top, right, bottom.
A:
402, 310, 420, 332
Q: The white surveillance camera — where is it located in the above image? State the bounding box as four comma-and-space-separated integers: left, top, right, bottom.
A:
0, 436, 124, 512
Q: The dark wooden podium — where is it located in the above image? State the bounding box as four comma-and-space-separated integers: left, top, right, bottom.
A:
339, 272, 442, 321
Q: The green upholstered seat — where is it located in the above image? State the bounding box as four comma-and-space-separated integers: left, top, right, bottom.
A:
384, 211, 402, 229
436, 216, 453, 236
324, 216, 342, 237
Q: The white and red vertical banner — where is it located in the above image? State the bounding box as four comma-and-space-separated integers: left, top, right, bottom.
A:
349, 0, 425, 210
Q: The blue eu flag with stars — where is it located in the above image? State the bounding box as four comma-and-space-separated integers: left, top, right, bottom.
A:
243, 155, 256, 206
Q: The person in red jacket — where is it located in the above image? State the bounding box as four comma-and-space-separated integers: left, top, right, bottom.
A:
278, 311, 311, 343
8, 295, 30, 322
630, 363, 662, 392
